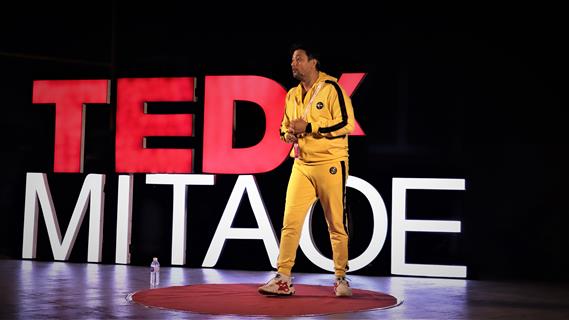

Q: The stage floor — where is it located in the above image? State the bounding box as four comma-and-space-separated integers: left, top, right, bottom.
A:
1, 259, 568, 319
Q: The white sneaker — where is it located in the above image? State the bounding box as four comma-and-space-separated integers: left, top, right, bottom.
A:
334, 276, 352, 297
258, 273, 295, 296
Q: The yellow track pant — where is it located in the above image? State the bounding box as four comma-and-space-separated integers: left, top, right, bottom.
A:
277, 160, 349, 277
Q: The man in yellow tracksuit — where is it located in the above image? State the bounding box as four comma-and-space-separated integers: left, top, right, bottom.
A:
258, 43, 355, 297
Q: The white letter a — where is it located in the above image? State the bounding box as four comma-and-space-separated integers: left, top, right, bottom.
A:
203, 175, 279, 268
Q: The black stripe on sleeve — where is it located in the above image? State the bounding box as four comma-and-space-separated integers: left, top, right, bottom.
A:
319, 80, 348, 134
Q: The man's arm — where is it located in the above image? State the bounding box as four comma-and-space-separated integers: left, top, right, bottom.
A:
281, 91, 298, 143
305, 81, 355, 137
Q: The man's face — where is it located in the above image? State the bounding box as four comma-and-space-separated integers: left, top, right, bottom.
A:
291, 49, 315, 81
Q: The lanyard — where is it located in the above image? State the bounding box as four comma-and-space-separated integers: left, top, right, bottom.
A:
292, 81, 323, 160
294, 82, 323, 120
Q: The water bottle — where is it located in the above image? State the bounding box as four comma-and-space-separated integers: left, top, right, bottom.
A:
150, 257, 160, 287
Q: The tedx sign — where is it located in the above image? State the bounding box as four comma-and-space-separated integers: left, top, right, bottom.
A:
23, 74, 467, 278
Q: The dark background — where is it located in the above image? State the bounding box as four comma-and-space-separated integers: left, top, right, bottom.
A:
1, 3, 567, 282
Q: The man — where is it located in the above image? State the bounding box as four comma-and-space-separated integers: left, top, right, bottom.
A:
258, 43, 355, 297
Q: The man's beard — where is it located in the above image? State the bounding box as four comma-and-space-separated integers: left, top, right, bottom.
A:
292, 70, 303, 81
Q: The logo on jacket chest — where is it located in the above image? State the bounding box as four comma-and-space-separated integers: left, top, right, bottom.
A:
316, 102, 324, 110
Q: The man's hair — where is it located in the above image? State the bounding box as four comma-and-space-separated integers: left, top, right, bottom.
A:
290, 42, 321, 71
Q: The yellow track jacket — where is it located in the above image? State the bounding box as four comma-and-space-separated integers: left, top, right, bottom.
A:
280, 72, 355, 164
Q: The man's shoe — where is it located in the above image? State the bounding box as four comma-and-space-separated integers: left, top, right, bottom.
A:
258, 273, 295, 296
334, 276, 352, 297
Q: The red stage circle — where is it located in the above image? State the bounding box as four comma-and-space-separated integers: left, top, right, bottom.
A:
131, 283, 400, 316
